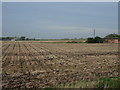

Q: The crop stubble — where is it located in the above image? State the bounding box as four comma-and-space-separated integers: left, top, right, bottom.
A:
2, 41, 118, 88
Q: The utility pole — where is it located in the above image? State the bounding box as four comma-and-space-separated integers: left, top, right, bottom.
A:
94, 28, 95, 38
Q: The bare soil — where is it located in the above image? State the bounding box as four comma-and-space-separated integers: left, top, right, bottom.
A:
2, 41, 118, 88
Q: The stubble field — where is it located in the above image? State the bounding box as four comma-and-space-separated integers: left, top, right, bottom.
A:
2, 41, 118, 88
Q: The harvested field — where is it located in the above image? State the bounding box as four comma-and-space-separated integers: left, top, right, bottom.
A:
2, 41, 118, 88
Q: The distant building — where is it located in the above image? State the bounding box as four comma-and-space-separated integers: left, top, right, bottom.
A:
103, 37, 118, 43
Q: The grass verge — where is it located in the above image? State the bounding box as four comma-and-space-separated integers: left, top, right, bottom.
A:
45, 77, 120, 89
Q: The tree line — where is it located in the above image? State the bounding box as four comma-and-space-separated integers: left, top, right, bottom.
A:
1, 34, 119, 43
0, 36, 35, 41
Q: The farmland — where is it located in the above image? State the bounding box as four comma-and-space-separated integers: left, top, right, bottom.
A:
2, 41, 118, 88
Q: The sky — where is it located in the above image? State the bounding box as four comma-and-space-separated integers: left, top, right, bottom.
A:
0, 2, 1, 37
2, 0, 120, 2
2, 2, 118, 39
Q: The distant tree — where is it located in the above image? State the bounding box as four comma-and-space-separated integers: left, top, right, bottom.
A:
6, 37, 10, 40
2, 37, 6, 40
26, 38, 29, 40
105, 34, 120, 38
86, 37, 94, 43
1, 37, 16, 41
33, 38, 35, 40
94, 36, 103, 43
86, 36, 103, 43
19, 36, 26, 40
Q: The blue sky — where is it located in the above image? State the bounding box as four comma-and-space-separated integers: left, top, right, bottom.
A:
3, 2, 118, 39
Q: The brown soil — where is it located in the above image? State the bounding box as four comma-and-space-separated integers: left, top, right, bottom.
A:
2, 41, 118, 88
